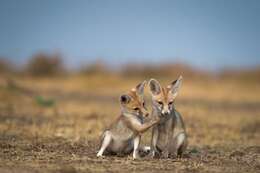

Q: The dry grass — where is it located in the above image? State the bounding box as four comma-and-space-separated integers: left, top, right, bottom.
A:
0, 75, 259, 173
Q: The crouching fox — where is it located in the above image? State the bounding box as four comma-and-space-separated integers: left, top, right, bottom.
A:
148, 76, 188, 158
97, 81, 160, 159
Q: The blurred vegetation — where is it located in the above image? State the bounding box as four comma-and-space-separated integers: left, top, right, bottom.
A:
79, 60, 110, 75
0, 53, 260, 83
120, 63, 209, 79
25, 52, 65, 77
34, 95, 55, 108
219, 67, 260, 83
0, 58, 15, 74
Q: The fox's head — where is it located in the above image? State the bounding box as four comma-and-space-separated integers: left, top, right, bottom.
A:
148, 76, 183, 116
120, 80, 149, 117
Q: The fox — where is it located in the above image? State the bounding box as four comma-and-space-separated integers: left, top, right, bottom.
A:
96, 80, 160, 159
148, 76, 188, 158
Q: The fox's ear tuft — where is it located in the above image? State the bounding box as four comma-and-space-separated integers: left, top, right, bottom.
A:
120, 94, 131, 104
167, 75, 183, 98
149, 78, 162, 95
134, 80, 147, 95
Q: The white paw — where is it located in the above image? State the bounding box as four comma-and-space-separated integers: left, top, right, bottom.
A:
148, 150, 159, 158
96, 152, 103, 157
162, 150, 169, 158
148, 151, 156, 158
143, 146, 151, 152
133, 152, 141, 160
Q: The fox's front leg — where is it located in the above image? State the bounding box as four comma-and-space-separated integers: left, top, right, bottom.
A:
175, 132, 188, 158
133, 135, 141, 159
123, 114, 160, 159
162, 126, 173, 158
97, 131, 112, 157
161, 132, 170, 158
150, 126, 159, 158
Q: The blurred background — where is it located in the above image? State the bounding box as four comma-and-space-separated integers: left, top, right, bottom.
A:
0, 0, 259, 75
0, 0, 259, 172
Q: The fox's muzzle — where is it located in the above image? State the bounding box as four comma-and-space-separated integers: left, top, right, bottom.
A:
142, 109, 149, 117
161, 105, 170, 115
161, 110, 170, 115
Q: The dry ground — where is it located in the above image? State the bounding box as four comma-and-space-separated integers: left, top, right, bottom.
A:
0, 75, 259, 173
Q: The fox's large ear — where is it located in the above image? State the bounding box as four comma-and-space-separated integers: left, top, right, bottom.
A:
120, 94, 131, 105
149, 78, 162, 95
133, 80, 147, 96
167, 76, 183, 99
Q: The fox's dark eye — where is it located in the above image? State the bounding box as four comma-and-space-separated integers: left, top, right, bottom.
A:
143, 102, 145, 107
157, 101, 163, 105
134, 107, 140, 111
168, 101, 173, 105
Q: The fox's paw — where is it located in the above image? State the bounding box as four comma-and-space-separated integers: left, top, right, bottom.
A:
148, 150, 159, 158
161, 150, 169, 159
142, 146, 151, 153
133, 153, 141, 160
96, 152, 105, 158
148, 151, 155, 158
133, 156, 141, 160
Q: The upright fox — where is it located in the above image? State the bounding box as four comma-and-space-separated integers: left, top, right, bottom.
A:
148, 76, 187, 158
97, 81, 159, 159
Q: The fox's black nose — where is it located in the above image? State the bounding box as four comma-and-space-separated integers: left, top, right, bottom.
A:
162, 112, 170, 116
144, 112, 149, 117
162, 110, 170, 116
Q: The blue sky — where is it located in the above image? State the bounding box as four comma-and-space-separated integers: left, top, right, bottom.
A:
0, 0, 259, 70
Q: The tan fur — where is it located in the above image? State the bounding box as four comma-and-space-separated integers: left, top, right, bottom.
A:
149, 77, 188, 158
97, 81, 159, 159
